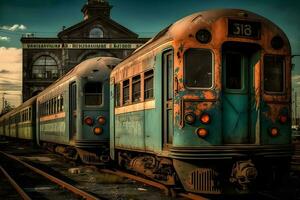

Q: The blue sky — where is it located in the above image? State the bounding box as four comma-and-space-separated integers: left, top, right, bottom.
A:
0, 0, 300, 107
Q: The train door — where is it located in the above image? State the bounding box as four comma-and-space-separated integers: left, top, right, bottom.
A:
162, 50, 174, 148
69, 82, 77, 141
222, 43, 260, 144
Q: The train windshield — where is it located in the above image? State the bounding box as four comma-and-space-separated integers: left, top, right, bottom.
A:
184, 49, 212, 88
264, 55, 284, 93
84, 82, 103, 106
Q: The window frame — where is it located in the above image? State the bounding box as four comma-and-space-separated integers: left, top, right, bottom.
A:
84, 81, 104, 107
183, 48, 214, 90
144, 69, 154, 101
132, 75, 141, 103
122, 79, 130, 105
114, 83, 121, 107
263, 54, 286, 95
32, 55, 58, 79
89, 27, 104, 38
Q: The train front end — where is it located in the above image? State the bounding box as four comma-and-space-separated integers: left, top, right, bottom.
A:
169, 9, 292, 194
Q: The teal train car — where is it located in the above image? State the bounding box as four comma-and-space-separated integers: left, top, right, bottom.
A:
0, 56, 120, 165
36, 57, 120, 164
110, 9, 292, 194
0, 96, 36, 141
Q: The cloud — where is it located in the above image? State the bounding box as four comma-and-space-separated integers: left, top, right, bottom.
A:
0, 47, 22, 63
0, 69, 10, 74
0, 24, 27, 31
0, 36, 10, 41
0, 47, 22, 99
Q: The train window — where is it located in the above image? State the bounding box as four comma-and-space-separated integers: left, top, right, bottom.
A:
144, 70, 154, 100
123, 80, 130, 105
115, 83, 120, 107
132, 75, 141, 102
29, 108, 32, 120
54, 98, 57, 113
84, 82, 103, 106
60, 96, 64, 112
184, 49, 212, 88
264, 55, 284, 93
226, 53, 242, 89
50, 99, 54, 114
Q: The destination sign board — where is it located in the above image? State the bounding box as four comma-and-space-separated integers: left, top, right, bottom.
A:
228, 19, 261, 39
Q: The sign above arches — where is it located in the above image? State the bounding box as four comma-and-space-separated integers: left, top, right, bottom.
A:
23, 43, 144, 49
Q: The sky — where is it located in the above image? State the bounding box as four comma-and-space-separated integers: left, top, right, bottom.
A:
0, 0, 300, 109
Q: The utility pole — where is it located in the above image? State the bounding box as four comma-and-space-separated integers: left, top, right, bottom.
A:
295, 91, 297, 125
1, 92, 7, 113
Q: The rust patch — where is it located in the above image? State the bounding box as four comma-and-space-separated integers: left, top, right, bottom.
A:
254, 60, 261, 109
203, 91, 215, 100
263, 104, 284, 123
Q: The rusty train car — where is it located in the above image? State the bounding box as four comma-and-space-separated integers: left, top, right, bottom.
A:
110, 9, 292, 194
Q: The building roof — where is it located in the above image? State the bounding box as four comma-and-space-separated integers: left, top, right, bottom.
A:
57, 15, 138, 39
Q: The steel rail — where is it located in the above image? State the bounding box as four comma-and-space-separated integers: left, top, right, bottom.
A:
100, 168, 170, 195
178, 192, 210, 200
0, 151, 100, 200
100, 168, 211, 200
0, 165, 32, 200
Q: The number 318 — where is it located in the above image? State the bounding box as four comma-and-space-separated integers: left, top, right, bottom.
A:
233, 23, 252, 36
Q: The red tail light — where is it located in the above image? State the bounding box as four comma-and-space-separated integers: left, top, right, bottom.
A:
98, 116, 106, 125
196, 128, 209, 138
94, 127, 103, 135
269, 127, 279, 137
200, 113, 211, 124
279, 115, 288, 124
84, 116, 93, 126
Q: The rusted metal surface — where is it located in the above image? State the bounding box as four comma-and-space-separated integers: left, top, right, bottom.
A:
0, 165, 32, 200
0, 151, 100, 200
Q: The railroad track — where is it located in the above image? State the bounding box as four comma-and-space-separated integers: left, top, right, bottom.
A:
0, 151, 101, 200
99, 168, 210, 200
99, 168, 297, 200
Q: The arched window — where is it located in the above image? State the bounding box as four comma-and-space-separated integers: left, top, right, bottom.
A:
32, 56, 58, 79
89, 27, 104, 38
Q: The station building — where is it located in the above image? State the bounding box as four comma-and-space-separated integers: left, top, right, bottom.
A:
21, 0, 149, 102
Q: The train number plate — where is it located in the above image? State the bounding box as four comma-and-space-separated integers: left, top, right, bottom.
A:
228, 19, 261, 39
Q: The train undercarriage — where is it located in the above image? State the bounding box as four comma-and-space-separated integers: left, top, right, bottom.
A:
41, 142, 110, 165
116, 149, 291, 195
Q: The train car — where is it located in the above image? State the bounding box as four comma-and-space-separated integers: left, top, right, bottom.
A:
0, 96, 36, 141
0, 111, 11, 137
0, 97, 37, 141
110, 9, 292, 194
37, 57, 120, 164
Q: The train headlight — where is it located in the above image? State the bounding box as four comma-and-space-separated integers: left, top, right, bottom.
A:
200, 113, 211, 124
84, 116, 94, 126
269, 127, 279, 137
196, 29, 212, 44
184, 112, 196, 125
97, 116, 106, 125
94, 127, 103, 135
279, 115, 288, 124
196, 128, 209, 138
271, 36, 283, 50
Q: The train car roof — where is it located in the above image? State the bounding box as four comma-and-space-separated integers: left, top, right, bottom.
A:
112, 8, 290, 74
5, 96, 37, 117
37, 56, 121, 98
